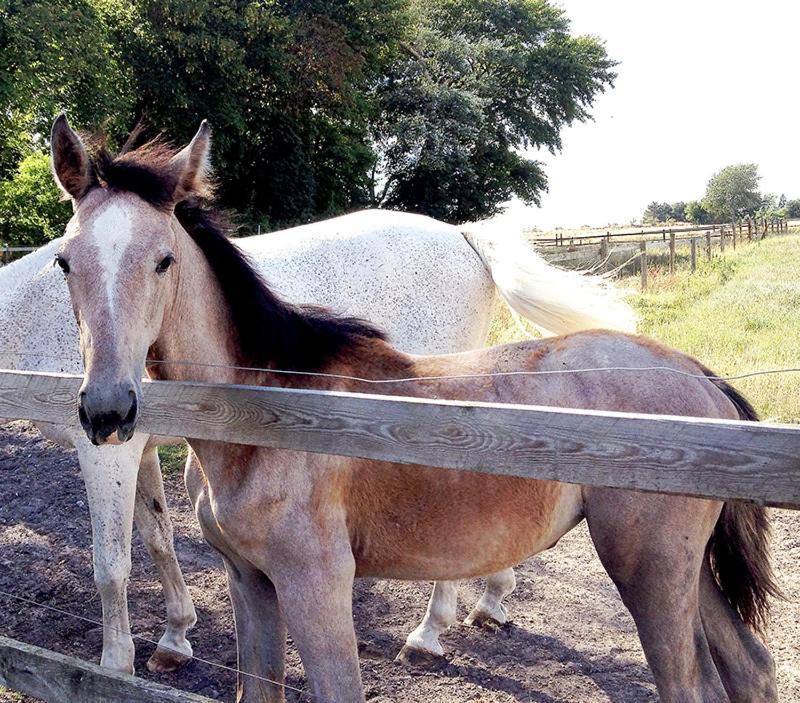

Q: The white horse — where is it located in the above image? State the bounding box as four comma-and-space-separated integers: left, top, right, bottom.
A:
0, 202, 635, 673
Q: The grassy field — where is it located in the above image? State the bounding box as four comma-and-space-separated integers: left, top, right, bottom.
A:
490, 232, 800, 424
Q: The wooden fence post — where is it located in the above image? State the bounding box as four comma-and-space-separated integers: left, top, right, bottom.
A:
640, 240, 648, 290
732, 222, 737, 250
669, 232, 676, 274
706, 231, 712, 260
690, 237, 697, 272
599, 237, 609, 273
747, 219, 752, 240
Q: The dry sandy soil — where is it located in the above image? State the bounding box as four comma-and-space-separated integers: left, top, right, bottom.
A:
1, 420, 798, 702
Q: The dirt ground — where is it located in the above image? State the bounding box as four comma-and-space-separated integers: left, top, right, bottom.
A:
1, 420, 798, 702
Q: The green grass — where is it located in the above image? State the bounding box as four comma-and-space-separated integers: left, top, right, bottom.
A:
158, 443, 189, 479
626, 236, 800, 423
488, 234, 800, 424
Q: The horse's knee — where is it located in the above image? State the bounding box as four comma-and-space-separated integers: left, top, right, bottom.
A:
93, 556, 131, 597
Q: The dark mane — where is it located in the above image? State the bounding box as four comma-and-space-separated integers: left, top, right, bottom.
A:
91, 138, 189, 210
89, 137, 387, 371
174, 200, 387, 371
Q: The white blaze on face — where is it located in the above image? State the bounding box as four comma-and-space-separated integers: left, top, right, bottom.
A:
90, 202, 135, 315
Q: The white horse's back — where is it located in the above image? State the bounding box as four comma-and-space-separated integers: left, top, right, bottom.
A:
240, 210, 494, 353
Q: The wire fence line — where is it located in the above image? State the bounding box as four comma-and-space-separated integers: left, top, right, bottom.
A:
1, 357, 800, 699
0, 587, 312, 700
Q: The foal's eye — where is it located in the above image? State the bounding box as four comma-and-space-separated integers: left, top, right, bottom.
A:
156, 255, 175, 275
54, 255, 70, 275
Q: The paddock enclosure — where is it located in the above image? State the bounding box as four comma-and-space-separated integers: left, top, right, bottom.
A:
1, 229, 799, 702
0, 360, 799, 701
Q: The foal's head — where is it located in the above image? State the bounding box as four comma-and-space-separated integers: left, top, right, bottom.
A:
50, 115, 211, 445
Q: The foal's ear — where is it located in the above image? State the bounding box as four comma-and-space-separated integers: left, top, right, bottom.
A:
50, 113, 94, 201
170, 120, 212, 202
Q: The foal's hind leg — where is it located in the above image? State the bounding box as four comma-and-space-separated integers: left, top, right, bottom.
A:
585, 488, 729, 702
464, 568, 516, 627
133, 445, 197, 673
698, 561, 777, 701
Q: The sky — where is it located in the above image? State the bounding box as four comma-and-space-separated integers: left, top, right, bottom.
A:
507, 0, 798, 229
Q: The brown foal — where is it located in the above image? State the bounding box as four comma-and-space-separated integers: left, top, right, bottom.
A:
51, 117, 779, 703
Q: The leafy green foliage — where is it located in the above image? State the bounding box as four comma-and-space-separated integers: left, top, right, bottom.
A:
703, 163, 761, 223
0, 0, 134, 177
0, 151, 71, 245
642, 201, 687, 223
785, 199, 800, 219
643, 201, 673, 223
101, 0, 408, 228
685, 200, 711, 224
372, 0, 616, 222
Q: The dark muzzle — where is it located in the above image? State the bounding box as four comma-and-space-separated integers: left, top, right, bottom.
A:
78, 381, 139, 445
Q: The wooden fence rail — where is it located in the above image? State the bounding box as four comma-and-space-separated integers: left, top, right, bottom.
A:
2, 366, 800, 700
538, 218, 792, 247
2, 369, 800, 508
0, 635, 218, 703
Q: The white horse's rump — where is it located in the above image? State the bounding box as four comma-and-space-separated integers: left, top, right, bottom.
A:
0, 208, 635, 672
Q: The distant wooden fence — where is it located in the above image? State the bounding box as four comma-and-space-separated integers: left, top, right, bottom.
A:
539, 219, 795, 290
537, 218, 791, 248
0, 244, 37, 265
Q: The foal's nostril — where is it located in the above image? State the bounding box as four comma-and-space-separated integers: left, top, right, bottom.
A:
77, 384, 139, 444
121, 391, 138, 428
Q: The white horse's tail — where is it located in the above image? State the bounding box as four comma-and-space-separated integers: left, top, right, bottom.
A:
461, 223, 638, 336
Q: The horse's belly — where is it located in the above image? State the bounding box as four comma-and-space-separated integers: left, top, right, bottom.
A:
349, 467, 583, 580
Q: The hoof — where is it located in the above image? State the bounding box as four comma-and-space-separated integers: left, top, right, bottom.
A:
464, 608, 506, 630
394, 645, 448, 671
147, 646, 192, 673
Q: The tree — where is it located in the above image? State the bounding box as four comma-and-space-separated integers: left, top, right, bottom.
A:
685, 200, 711, 224
100, 0, 408, 228
643, 201, 672, 223
671, 201, 686, 222
0, 151, 71, 245
0, 0, 134, 178
371, 0, 616, 222
703, 164, 761, 223
785, 199, 800, 219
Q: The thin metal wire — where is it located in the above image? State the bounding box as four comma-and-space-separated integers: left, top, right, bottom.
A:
1, 349, 799, 385
0, 586, 313, 699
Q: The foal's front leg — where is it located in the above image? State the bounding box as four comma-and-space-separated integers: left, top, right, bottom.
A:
75, 433, 148, 673
133, 444, 197, 673
272, 545, 363, 702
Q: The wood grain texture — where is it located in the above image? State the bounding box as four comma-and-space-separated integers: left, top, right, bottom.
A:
1, 369, 800, 508
0, 635, 218, 703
